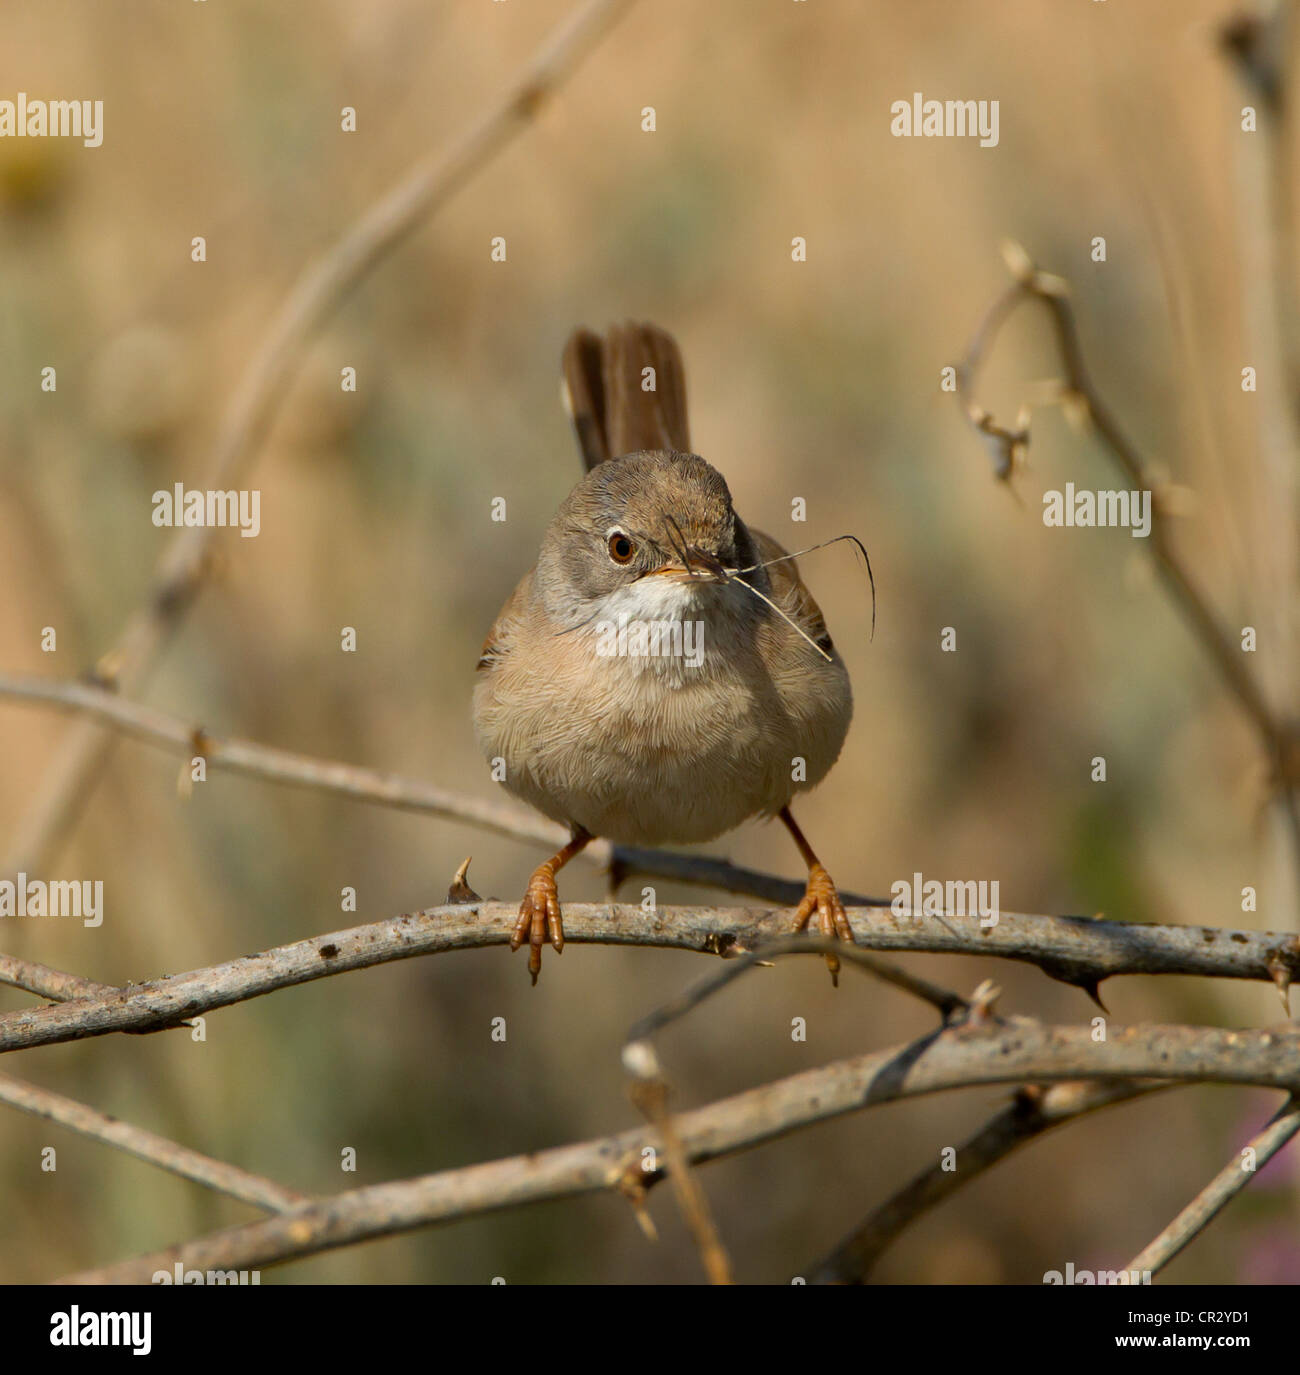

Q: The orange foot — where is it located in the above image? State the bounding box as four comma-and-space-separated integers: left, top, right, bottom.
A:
792, 862, 853, 986
510, 863, 565, 985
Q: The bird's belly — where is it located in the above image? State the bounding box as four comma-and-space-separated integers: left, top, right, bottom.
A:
475, 650, 848, 847
544, 708, 781, 845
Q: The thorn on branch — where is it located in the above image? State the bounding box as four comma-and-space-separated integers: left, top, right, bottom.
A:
447, 856, 482, 905
1268, 945, 1297, 1017
612, 1162, 659, 1242
965, 979, 1003, 1027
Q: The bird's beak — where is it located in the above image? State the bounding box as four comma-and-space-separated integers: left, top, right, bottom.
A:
643, 549, 727, 583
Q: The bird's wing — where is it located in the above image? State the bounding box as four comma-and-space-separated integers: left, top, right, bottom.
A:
475, 568, 534, 671
747, 527, 835, 655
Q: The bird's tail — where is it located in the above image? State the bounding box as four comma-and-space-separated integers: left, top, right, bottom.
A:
561, 322, 691, 470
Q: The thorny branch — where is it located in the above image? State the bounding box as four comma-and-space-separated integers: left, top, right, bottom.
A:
2, 674, 1297, 1033
3, 899, 1299, 1055
57, 1017, 1300, 1283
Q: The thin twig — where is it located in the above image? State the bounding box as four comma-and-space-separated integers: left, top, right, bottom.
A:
810, 1079, 1166, 1283
623, 950, 1147, 1286
0, 951, 195, 1037
3, 0, 640, 880
624, 1043, 733, 1285
617, 933, 973, 1285
1219, 8, 1300, 904
615, 930, 970, 1286
0, 951, 114, 1003
0, 1072, 308, 1214
57, 1017, 1300, 1283
626, 935, 970, 1039
956, 253, 1300, 861
1124, 1093, 1300, 1278
0, 673, 563, 849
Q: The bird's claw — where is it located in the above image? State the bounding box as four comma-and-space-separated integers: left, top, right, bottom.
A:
511, 864, 565, 984
792, 862, 852, 986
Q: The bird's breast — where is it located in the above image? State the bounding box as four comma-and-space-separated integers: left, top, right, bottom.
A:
473, 583, 851, 845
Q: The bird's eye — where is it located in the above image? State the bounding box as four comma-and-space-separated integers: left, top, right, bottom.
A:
607, 532, 636, 564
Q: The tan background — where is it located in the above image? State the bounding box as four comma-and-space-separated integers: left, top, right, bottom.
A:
0, 0, 1296, 1283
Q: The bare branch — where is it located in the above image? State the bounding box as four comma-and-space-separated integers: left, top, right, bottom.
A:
3, 0, 640, 880
955, 253, 1300, 851
810, 1079, 1166, 1283
2, 899, 1297, 1055
0, 951, 114, 1003
0, 673, 564, 850
624, 1043, 733, 1285
0, 1072, 308, 1214
624, 951, 1163, 1285
3, 676, 1297, 1017
57, 1018, 1300, 1283
1125, 1093, 1300, 1278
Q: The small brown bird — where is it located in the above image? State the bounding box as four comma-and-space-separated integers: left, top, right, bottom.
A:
473, 323, 855, 982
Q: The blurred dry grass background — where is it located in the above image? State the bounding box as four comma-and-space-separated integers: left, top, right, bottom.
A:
1, 0, 1297, 1283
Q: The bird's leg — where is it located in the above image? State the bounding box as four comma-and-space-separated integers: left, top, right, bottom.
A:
779, 806, 852, 986
511, 826, 592, 984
